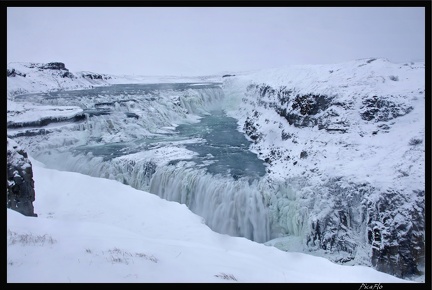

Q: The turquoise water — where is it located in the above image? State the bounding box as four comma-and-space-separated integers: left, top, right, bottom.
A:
176, 110, 266, 180
72, 109, 266, 180
49, 83, 266, 180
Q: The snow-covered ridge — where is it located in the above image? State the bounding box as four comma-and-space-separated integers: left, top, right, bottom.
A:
223, 58, 425, 184
7, 62, 222, 98
222, 57, 425, 279
7, 99, 84, 129
7, 62, 111, 97
227, 58, 424, 95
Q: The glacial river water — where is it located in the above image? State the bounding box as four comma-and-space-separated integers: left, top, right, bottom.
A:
71, 109, 266, 180
13, 83, 273, 242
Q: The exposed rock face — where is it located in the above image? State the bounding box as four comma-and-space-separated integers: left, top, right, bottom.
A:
360, 95, 413, 122
7, 68, 27, 77
7, 113, 86, 129
80, 72, 112, 80
40, 62, 75, 78
7, 138, 37, 217
245, 84, 347, 132
366, 188, 425, 278
25, 62, 76, 78
41, 62, 67, 70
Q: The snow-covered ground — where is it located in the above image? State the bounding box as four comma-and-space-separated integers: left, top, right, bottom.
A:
7, 158, 410, 283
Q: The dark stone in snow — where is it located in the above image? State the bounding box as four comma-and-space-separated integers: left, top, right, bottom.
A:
300, 151, 308, 159
125, 112, 139, 119
61, 71, 75, 78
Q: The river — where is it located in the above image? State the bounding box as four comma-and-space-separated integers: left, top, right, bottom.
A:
11, 82, 274, 242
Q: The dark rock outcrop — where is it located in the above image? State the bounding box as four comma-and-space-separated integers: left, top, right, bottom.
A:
10, 62, 76, 79
41, 62, 67, 70
81, 72, 112, 80
360, 95, 413, 122
302, 179, 424, 279
366, 189, 425, 278
7, 113, 86, 129
7, 68, 26, 77
7, 138, 37, 217
61, 71, 75, 78
39, 62, 75, 78
246, 84, 337, 129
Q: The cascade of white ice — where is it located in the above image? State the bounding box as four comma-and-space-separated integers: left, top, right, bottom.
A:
33, 149, 157, 188
24, 84, 276, 243
75, 87, 225, 143
22, 82, 319, 246
149, 161, 272, 243
267, 182, 307, 237
33, 149, 273, 243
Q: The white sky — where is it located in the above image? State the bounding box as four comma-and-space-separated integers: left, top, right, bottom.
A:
6, 156, 410, 283
7, 7, 425, 76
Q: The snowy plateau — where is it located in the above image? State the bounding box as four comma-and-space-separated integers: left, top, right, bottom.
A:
6, 60, 426, 283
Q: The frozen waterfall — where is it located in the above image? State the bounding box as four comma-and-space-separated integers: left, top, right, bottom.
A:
20, 83, 277, 243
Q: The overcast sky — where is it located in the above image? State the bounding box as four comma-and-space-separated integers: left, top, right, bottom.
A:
7, 7, 425, 76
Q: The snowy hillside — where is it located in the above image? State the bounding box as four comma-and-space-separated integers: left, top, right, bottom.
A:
222, 58, 425, 279
7, 62, 111, 97
6, 59, 426, 282
223, 58, 425, 187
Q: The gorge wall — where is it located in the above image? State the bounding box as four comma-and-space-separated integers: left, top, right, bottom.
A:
222, 58, 425, 278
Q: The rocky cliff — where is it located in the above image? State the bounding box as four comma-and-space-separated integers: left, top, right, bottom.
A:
222, 58, 425, 279
7, 138, 37, 217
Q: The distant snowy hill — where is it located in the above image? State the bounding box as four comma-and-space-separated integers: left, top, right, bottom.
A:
7, 62, 111, 97
7, 62, 221, 98
6, 59, 425, 281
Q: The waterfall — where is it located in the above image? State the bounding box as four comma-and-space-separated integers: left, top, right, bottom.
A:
33, 148, 273, 243
149, 162, 272, 242
21, 83, 275, 243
